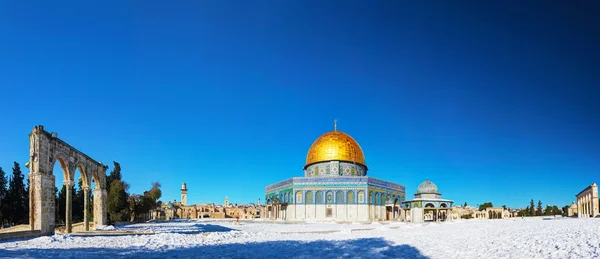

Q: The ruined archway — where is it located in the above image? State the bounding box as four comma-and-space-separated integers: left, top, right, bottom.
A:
27, 125, 108, 235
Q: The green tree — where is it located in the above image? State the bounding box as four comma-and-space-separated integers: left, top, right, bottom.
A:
502, 205, 507, 210
0, 167, 7, 226
107, 180, 129, 223
479, 202, 493, 211
529, 199, 535, 216
57, 185, 67, 224
464, 202, 467, 207
562, 205, 569, 216
147, 181, 162, 209
106, 161, 122, 193
551, 206, 560, 216
536, 200, 543, 216
6, 162, 27, 225
72, 178, 84, 222
54, 187, 60, 224
24, 177, 29, 223
544, 205, 553, 216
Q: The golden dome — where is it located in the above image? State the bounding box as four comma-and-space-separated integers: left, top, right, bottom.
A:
305, 130, 366, 167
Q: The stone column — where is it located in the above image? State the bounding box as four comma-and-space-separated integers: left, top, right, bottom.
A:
29, 174, 35, 231
94, 188, 108, 226
64, 180, 74, 233
31, 173, 56, 235
83, 186, 90, 231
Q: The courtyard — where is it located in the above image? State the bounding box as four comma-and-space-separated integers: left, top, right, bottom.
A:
1, 217, 598, 258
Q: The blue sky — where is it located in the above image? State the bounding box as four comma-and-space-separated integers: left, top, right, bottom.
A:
0, 1, 598, 208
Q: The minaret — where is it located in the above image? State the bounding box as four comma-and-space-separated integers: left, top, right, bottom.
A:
181, 182, 188, 206
225, 196, 229, 207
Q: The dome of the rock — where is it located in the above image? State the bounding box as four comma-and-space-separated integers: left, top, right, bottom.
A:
305, 130, 365, 168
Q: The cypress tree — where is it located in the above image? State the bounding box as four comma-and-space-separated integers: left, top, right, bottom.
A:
529, 199, 535, 216
57, 185, 67, 224
536, 200, 543, 216
72, 178, 84, 222
0, 167, 7, 226
7, 162, 27, 225
106, 161, 121, 193
107, 180, 129, 223
54, 187, 60, 224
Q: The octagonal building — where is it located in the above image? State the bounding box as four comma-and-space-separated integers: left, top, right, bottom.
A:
265, 124, 405, 221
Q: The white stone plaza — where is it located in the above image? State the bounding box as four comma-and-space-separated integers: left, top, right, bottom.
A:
1, 217, 599, 258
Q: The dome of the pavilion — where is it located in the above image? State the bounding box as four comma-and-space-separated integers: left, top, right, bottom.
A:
417, 179, 439, 194
305, 126, 365, 168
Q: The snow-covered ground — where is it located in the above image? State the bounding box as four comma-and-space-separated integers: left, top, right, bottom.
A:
1, 217, 599, 258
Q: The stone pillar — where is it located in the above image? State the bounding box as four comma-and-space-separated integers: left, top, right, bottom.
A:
577, 199, 581, 218
94, 188, 108, 226
64, 180, 74, 233
31, 173, 56, 235
83, 186, 90, 231
29, 174, 35, 231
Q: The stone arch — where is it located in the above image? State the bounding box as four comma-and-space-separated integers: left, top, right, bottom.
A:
305, 191, 313, 204
315, 191, 323, 203
50, 157, 71, 182
295, 191, 302, 204
440, 203, 448, 208
358, 190, 365, 203
336, 190, 344, 203
425, 203, 435, 208
326, 191, 333, 204
347, 191, 354, 203
27, 125, 108, 235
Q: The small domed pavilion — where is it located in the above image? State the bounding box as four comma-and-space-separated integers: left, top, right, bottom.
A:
401, 179, 454, 223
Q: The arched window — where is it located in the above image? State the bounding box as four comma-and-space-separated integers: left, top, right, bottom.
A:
306, 191, 313, 203
326, 191, 333, 203
347, 191, 354, 203
336, 191, 344, 203
295, 191, 302, 204
375, 193, 379, 205
316, 191, 323, 203
369, 191, 374, 204
358, 191, 365, 203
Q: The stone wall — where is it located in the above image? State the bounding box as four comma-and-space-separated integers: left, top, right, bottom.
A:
0, 230, 41, 242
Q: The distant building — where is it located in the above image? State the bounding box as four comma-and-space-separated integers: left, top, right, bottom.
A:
568, 201, 578, 217
155, 184, 265, 220
576, 182, 599, 218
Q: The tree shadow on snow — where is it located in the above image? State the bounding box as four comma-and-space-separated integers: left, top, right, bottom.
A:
0, 238, 429, 258
120, 223, 236, 234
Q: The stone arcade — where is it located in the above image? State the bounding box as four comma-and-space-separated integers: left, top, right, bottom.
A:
26, 125, 108, 235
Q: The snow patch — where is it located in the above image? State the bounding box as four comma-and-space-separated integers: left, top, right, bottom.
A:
94, 225, 115, 231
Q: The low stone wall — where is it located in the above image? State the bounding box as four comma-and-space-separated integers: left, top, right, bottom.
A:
0, 230, 41, 242
0, 224, 30, 234
55, 222, 97, 233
